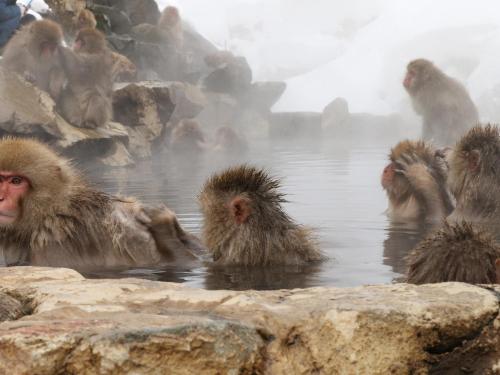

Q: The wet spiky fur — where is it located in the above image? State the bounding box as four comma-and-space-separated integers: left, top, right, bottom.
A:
406, 222, 500, 284
384, 140, 454, 221
199, 165, 323, 266
448, 125, 500, 223
0, 138, 178, 268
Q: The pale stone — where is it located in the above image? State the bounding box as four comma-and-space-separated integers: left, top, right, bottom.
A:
0, 267, 499, 374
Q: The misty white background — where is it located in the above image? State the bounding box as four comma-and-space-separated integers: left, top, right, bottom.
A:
30, 1, 500, 118
154, 0, 500, 121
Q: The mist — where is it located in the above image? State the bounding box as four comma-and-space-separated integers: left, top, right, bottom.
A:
157, 0, 500, 119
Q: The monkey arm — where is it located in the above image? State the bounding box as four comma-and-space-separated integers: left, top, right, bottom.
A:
57, 46, 83, 78
396, 155, 447, 219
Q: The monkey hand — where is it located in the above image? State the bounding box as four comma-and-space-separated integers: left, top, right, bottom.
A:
394, 153, 425, 175
138, 204, 181, 233
396, 153, 438, 193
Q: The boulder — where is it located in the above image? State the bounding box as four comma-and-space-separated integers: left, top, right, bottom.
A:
45, 0, 86, 32
113, 81, 179, 158
245, 81, 287, 113
0, 292, 25, 322
0, 267, 499, 374
0, 67, 133, 166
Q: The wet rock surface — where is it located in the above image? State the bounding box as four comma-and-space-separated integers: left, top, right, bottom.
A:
0, 267, 499, 374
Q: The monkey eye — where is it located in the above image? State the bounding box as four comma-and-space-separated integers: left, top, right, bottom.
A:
9, 176, 26, 185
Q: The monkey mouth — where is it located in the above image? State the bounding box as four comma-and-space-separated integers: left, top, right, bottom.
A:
0, 212, 17, 224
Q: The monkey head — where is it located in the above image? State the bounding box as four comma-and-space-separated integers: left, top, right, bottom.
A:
200, 165, 286, 234
74, 28, 106, 54
28, 20, 63, 60
0, 138, 78, 232
159, 6, 180, 28
407, 222, 500, 284
447, 125, 500, 199
381, 140, 446, 201
73, 9, 97, 31
403, 59, 435, 93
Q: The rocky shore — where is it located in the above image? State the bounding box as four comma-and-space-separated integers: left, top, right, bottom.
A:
0, 267, 498, 374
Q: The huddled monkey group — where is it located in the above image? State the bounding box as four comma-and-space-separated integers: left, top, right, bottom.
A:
0, 5, 498, 287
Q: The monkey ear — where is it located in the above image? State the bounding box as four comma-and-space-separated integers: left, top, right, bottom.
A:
495, 259, 500, 284
229, 196, 251, 224
467, 150, 481, 172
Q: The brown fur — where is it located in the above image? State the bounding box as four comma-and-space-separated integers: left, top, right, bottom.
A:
2, 20, 65, 101
0, 137, 201, 269
404, 58, 478, 146
447, 125, 500, 227
58, 28, 113, 129
73, 9, 97, 31
382, 140, 454, 222
406, 222, 500, 284
110, 51, 137, 82
199, 165, 324, 266
170, 119, 207, 153
158, 6, 183, 50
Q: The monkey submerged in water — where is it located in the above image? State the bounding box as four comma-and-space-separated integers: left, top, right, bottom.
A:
406, 222, 500, 285
381, 140, 454, 222
199, 165, 324, 266
0, 137, 202, 269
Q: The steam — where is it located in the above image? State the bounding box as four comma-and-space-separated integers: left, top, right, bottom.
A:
158, 0, 500, 119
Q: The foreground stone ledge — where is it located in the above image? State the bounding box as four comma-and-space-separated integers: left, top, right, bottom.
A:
0, 267, 498, 374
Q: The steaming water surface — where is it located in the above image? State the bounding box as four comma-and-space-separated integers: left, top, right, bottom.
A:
81, 139, 430, 290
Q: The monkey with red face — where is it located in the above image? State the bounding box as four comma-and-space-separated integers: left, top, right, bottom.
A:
0, 137, 202, 268
381, 140, 454, 222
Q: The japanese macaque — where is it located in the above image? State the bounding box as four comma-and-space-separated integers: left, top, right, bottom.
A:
0, 137, 202, 269
203, 51, 252, 95
381, 140, 454, 222
158, 5, 183, 50
403, 59, 478, 146
447, 125, 500, 229
406, 222, 500, 284
199, 165, 324, 266
2, 20, 65, 101
58, 28, 113, 129
213, 126, 248, 154
72, 8, 137, 82
132, 5, 183, 50
169, 119, 207, 154
73, 9, 97, 31
110, 51, 137, 81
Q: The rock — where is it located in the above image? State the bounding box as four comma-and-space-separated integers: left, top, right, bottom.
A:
269, 112, 322, 140
0, 292, 24, 322
322, 97, 350, 131
321, 97, 419, 143
245, 81, 287, 112
168, 82, 206, 123
0, 267, 499, 374
0, 67, 133, 166
45, 0, 86, 32
195, 92, 239, 132
203, 53, 253, 97
113, 81, 176, 158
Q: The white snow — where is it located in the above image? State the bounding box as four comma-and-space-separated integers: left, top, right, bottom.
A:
156, 1, 500, 117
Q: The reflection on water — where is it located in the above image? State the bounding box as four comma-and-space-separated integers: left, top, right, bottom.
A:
75, 138, 433, 290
